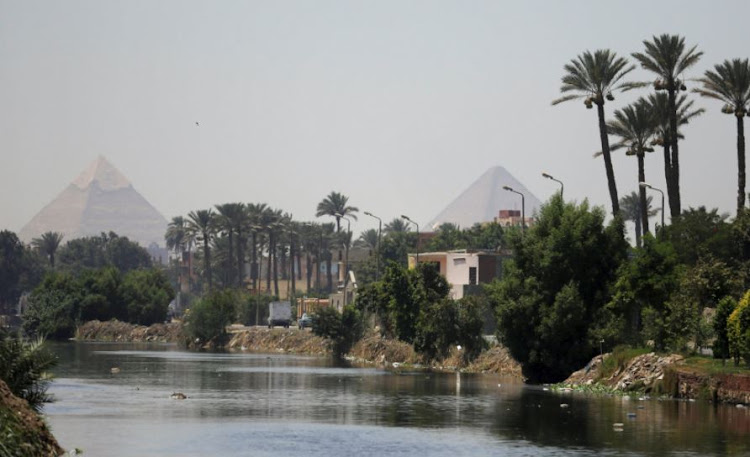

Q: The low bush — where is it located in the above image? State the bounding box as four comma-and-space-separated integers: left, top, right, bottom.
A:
184, 290, 236, 346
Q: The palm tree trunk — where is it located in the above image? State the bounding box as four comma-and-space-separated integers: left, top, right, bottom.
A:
251, 232, 258, 290
203, 236, 212, 291
634, 209, 642, 248
662, 142, 676, 219
668, 88, 681, 217
597, 103, 620, 217
638, 154, 650, 236
306, 254, 312, 292
737, 114, 747, 215
237, 230, 244, 287
266, 233, 272, 293
290, 241, 296, 294
227, 232, 234, 287
273, 238, 280, 297
326, 254, 333, 293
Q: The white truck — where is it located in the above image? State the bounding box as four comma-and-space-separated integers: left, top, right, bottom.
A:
267, 301, 292, 328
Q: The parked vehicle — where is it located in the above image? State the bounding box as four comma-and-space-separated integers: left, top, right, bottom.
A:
298, 313, 312, 329
267, 301, 292, 328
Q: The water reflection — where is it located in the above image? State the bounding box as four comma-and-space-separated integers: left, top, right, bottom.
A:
46, 343, 750, 457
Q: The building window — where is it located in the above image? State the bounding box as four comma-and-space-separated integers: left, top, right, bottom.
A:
469, 267, 477, 285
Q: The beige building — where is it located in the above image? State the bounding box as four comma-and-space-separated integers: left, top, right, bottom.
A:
407, 250, 506, 299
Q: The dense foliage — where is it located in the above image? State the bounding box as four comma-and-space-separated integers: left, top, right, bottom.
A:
487, 196, 628, 382
183, 289, 236, 346
0, 231, 45, 314
0, 329, 57, 412
312, 305, 364, 358
23, 268, 174, 339
727, 290, 750, 367
57, 232, 152, 274
356, 262, 487, 361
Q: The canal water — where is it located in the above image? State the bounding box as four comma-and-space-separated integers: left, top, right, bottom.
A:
45, 342, 750, 456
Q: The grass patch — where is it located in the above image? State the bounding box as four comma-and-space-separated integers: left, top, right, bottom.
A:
597, 345, 652, 381
681, 355, 750, 376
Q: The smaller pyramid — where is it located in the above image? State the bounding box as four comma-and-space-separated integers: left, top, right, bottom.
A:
19, 156, 167, 247
426, 166, 542, 230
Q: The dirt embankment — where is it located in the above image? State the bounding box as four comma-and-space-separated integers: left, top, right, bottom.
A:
564, 352, 750, 404
347, 333, 522, 377
0, 379, 64, 457
227, 328, 331, 355
75, 319, 183, 343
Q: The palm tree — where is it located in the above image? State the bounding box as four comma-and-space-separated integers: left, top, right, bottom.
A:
606, 100, 658, 235
384, 218, 410, 233
632, 34, 703, 217
31, 231, 63, 268
321, 223, 336, 292
643, 93, 704, 218
552, 49, 635, 217
620, 192, 658, 248
695, 58, 750, 215
316, 191, 359, 233
356, 229, 379, 253
165, 216, 192, 291
301, 223, 321, 292
187, 209, 215, 291
215, 202, 245, 287
246, 203, 269, 291
165, 217, 187, 255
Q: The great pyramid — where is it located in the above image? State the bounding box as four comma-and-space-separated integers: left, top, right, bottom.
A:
19, 156, 168, 247
426, 166, 542, 230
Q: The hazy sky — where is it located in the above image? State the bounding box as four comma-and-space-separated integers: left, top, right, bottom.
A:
2, 0, 748, 239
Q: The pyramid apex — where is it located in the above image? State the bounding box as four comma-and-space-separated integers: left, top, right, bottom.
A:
72, 156, 131, 191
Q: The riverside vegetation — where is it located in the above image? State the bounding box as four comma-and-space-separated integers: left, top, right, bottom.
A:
4, 30, 750, 454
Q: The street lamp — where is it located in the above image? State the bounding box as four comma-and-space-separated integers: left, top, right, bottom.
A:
400, 215, 419, 265
363, 211, 382, 281
639, 182, 665, 229
502, 186, 526, 233
542, 172, 564, 200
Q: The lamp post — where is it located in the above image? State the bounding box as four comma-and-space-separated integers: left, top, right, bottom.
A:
363, 211, 382, 281
502, 186, 526, 233
542, 172, 564, 200
335, 213, 352, 304
400, 215, 419, 265
639, 182, 665, 229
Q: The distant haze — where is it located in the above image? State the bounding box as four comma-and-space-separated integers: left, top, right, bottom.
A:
2, 1, 748, 241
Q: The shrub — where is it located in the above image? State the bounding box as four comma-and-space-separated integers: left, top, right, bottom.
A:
727, 290, 750, 366
0, 331, 57, 412
184, 290, 236, 346
121, 268, 174, 325
312, 305, 363, 358
713, 296, 737, 361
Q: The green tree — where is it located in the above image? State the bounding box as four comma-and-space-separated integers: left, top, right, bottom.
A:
608, 235, 682, 349
312, 305, 363, 358
663, 207, 735, 265
31, 232, 63, 269
184, 289, 236, 346
632, 34, 703, 217
552, 49, 635, 217
727, 290, 750, 366
57, 232, 152, 274
121, 268, 174, 325
0, 231, 43, 314
487, 195, 628, 382
187, 209, 215, 291
713, 296, 737, 362
606, 99, 657, 235
215, 203, 246, 287
695, 58, 750, 215
22, 272, 80, 339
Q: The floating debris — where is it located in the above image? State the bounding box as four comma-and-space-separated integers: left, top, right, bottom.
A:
110, 367, 120, 374
170, 392, 187, 400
